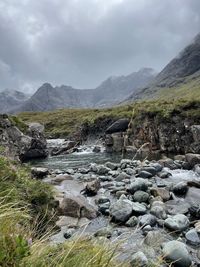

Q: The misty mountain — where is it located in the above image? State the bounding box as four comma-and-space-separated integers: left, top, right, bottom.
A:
127, 33, 200, 101
0, 89, 29, 113
10, 68, 155, 113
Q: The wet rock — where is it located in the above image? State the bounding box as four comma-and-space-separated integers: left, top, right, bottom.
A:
142, 166, 157, 176
162, 240, 192, 267
125, 216, 138, 227
173, 182, 188, 196
138, 170, 153, 178
127, 178, 148, 194
189, 204, 200, 219
159, 158, 178, 170
51, 141, 76, 156
159, 171, 172, 179
151, 163, 163, 172
79, 168, 89, 174
130, 251, 148, 267
164, 214, 190, 232
31, 167, 49, 179
60, 195, 98, 219
109, 195, 133, 223
115, 172, 130, 181
185, 228, 200, 246
133, 191, 149, 203
125, 168, 136, 176
97, 165, 110, 175
105, 162, 118, 170
185, 153, 200, 168
90, 163, 98, 173
139, 214, 157, 227
132, 202, 147, 215
93, 146, 101, 153
150, 188, 170, 202
84, 179, 100, 196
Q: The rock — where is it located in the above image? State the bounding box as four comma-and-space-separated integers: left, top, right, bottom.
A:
188, 204, 200, 219
194, 164, 200, 175
97, 165, 110, 175
144, 231, 163, 246
159, 171, 172, 179
125, 216, 138, 227
60, 195, 98, 219
115, 172, 130, 181
139, 214, 157, 227
93, 146, 101, 153
127, 178, 148, 194
96, 196, 110, 205
31, 167, 49, 179
150, 201, 167, 219
162, 240, 192, 267
78, 168, 89, 174
105, 162, 118, 170
64, 228, 75, 239
109, 195, 133, 223
173, 182, 188, 196
98, 202, 110, 215
90, 163, 98, 173
185, 153, 200, 168
133, 191, 149, 203
132, 202, 147, 215
138, 170, 153, 178
151, 163, 163, 172
164, 214, 190, 232
142, 166, 157, 176
185, 229, 200, 246
105, 118, 129, 134
159, 158, 178, 170
51, 174, 73, 185
84, 179, 100, 196
191, 125, 200, 143
195, 221, 200, 234
174, 155, 186, 161
51, 141, 76, 156
94, 227, 112, 238
165, 201, 189, 215
150, 188, 170, 202
125, 168, 136, 176
130, 251, 148, 267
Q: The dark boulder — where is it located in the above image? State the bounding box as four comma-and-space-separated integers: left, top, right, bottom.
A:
105, 118, 129, 134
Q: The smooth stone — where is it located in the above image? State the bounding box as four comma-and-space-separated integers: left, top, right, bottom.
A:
133, 191, 149, 203
127, 178, 148, 194
125, 216, 138, 227
138, 170, 153, 178
173, 182, 188, 196
144, 231, 163, 246
159, 171, 172, 179
132, 202, 147, 215
185, 228, 200, 246
142, 166, 157, 176
162, 240, 192, 267
139, 214, 157, 227
164, 214, 190, 232
130, 251, 148, 267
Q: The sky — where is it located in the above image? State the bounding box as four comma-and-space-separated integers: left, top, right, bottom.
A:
0, 0, 200, 93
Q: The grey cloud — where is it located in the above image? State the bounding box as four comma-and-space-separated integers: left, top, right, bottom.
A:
0, 0, 199, 91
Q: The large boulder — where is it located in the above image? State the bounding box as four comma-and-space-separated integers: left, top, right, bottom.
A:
0, 115, 48, 161
162, 241, 192, 267
51, 140, 76, 156
185, 153, 200, 168
60, 195, 98, 219
105, 118, 129, 134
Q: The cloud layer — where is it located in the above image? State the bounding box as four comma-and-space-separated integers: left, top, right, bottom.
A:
0, 0, 199, 92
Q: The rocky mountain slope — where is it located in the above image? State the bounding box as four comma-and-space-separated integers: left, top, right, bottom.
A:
127, 33, 200, 101
0, 89, 29, 113
11, 68, 155, 113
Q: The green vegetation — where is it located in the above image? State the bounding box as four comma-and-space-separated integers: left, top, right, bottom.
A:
19, 98, 200, 138
9, 115, 28, 134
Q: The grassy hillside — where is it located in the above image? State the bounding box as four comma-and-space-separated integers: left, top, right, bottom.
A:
19, 97, 200, 138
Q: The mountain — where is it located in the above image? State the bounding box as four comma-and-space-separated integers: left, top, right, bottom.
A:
0, 89, 29, 113
127, 33, 200, 101
12, 68, 155, 112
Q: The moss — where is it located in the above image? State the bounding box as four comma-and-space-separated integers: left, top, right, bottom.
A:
9, 115, 28, 134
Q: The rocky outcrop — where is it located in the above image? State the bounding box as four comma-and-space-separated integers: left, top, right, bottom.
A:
0, 115, 48, 161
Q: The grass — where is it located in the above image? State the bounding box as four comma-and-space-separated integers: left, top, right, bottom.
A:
18, 98, 200, 138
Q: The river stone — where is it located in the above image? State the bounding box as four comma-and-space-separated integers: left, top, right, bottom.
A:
97, 165, 110, 175
159, 171, 172, 179
94, 227, 113, 238
138, 170, 153, 178
189, 204, 200, 219
150, 205, 167, 220
165, 200, 189, 215
195, 221, 200, 234
150, 188, 170, 202
51, 174, 73, 185
185, 153, 200, 168
31, 167, 49, 179
96, 196, 110, 205
185, 228, 200, 246
164, 214, 190, 232
162, 240, 192, 267
105, 162, 118, 170
139, 214, 157, 227
194, 164, 200, 175
151, 163, 163, 172
115, 172, 130, 181
144, 230, 163, 246
90, 163, 98, 173
133, 191, 149, 203
109, 195, 133, 223
98, 202, 110, 215
132, 202, 147, 215
125, 216, 138, 227
173, 182, 188, 196
127, 178, 148, 194
60, 195, 98, 219
142, 166, 157, 176
125, 167, 136, 176
130, 251, 148, 267
84, 179, 100, 196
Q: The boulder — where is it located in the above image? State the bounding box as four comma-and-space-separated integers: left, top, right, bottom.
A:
185, 153, 200, 168
164, 214, 190, 232
60, 195, 98, 219
109, 195, 133, 223
51, 141, 76, 156
31, 167, 49, 179
84, 179, 101, 196
162, 241, 192, 267
105, 118, 129, 134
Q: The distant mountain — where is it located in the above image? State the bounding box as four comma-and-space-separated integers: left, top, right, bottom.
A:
127, 33, 200, 101
0, 89, 29, 113
12, 68, 155, 112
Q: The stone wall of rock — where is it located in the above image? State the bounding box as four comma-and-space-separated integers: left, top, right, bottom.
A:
0, 114, 48, 161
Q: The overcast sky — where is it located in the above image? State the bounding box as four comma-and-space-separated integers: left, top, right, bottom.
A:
0, 0, 199, 92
